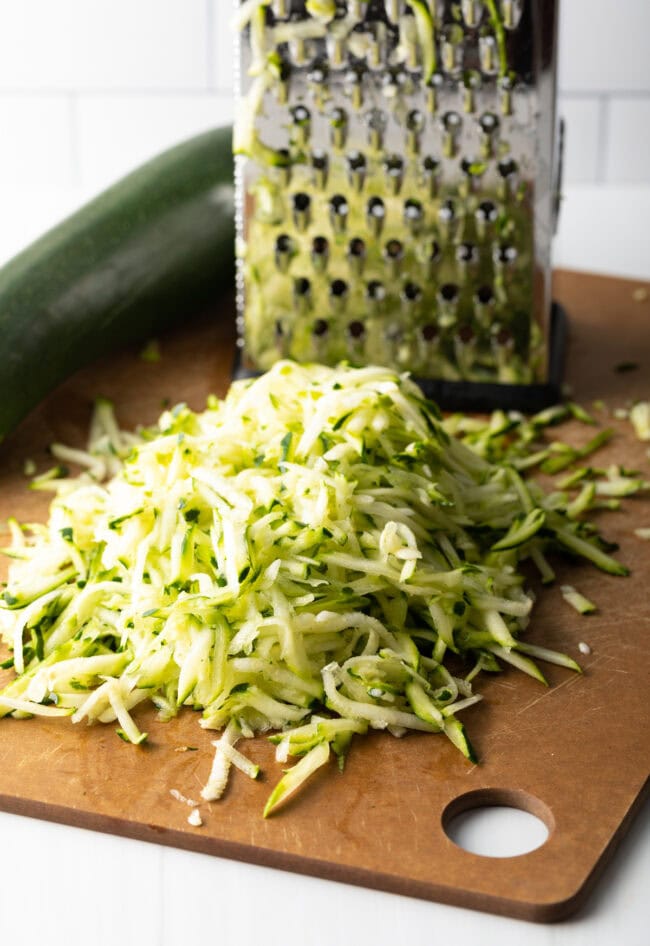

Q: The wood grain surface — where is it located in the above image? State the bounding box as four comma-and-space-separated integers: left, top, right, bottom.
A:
0, 271, 648, 921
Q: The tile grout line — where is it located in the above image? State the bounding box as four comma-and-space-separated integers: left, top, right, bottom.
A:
0, 87, 234, 98
558, 88, 650, 99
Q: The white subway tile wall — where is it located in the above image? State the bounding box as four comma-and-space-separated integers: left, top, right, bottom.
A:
603, 98, 650, 184
77, 93, 234, 190
0, 0, 647, 195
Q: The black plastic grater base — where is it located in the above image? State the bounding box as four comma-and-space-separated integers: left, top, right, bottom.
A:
232, 302, 568, 415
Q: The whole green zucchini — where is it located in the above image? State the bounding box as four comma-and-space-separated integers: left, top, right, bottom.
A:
0, 125, 234, 441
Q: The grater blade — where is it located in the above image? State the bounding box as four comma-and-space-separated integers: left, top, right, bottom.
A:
233, 0, 561, 398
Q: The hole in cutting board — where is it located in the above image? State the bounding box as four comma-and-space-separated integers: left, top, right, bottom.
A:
442, 788, 552, 858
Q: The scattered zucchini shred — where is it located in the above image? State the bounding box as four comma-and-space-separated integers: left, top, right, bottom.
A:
0, 362, 635, 816
629, 402, 650, 442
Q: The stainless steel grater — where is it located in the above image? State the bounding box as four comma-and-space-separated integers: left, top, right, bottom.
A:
233, 0, 565, 410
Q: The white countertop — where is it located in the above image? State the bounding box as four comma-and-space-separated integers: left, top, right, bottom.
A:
0, 184, 648, 946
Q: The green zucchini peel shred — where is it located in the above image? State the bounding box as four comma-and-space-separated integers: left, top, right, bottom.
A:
0, 362, 633, 815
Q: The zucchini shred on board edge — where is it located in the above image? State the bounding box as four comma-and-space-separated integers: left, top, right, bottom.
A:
0, 361, 632, 817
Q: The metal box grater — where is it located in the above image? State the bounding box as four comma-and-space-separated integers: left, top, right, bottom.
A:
233, 0, 565, 410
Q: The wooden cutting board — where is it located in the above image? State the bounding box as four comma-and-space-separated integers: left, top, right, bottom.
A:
0, 270, 648, 922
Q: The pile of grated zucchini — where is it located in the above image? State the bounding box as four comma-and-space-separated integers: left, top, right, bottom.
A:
0, 362, 642, 816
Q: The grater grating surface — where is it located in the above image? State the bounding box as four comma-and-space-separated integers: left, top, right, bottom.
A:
234, 0, 562, 400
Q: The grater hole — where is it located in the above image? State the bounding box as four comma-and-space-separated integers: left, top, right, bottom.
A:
475, 284, 495, 305
383, 154, 404, 171
493, 243, 518, 266
330, 280, 348, 313
457, 324, 475, 344
311, 236, 329, 271
479, 111, 499, 134
422, 155, 440, 175
384, 239, 404, 261
366, 196, 386, 234
275, 233, 293, 252
494, 325, 514, 347
463, 68, 482, 92
311, 149, 328, 171
404, 198, 424, 230
402, 281, 422, 303
478, 111, 500, 155
291, 104, 311, 126
499, 72, 515, 115
329, 106, 349, 146
346, 150, 367, 190
292, 192, 312, 231
274, 234, 295, 272
288, 36, 314, 68
478, 31, 499, 75
498, 157, 518, 179
365, 106, 387, 148
274, 55, 291, 82
313, 318, 329, 338
476, 200, 498, 222
347, 320, 366, 340
383, 154, 405, 193
406, 108, 425, 149
421, 323, 439, 343
456, 242, 478, 265
461, 157, 487, 178
425, 70, 444, 113
293, 276, 311, 297
291, 105, 311, 145
440, 282, 459, 303
421, 155, 441, 195
330, 194, 349, 217
438, 198, 457, 223
348, 237, 366, 258
293, 277, 312, 313
501, 0, 524, 30
365, 19, 387, 67
329, 195, 349, 232
310, 149, 329, 188
346, 150, 366, 171
366, 280, 386, 302
442, 109, 462, 156
344, 63, 365, 92
308, 59, 329, 86
406, 109, 425, 132
441, 23, 465, 75
381, 65, 409, 95
442, 110, 462, 131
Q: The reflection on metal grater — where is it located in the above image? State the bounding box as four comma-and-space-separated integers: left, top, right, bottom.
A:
233, 0, 564, 408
